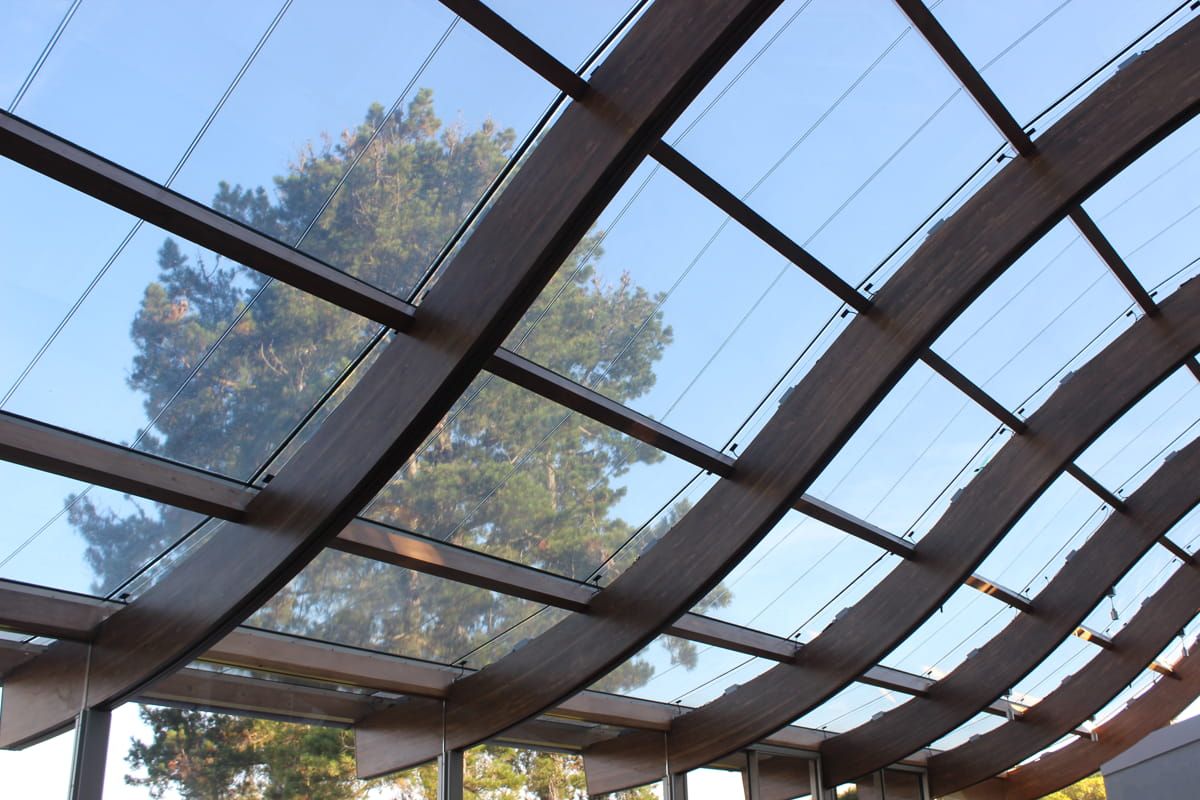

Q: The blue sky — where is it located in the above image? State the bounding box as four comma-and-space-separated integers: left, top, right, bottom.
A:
3, 0, 1200, 795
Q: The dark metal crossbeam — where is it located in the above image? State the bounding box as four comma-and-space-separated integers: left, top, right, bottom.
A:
893, 0, 1035, 156
649, 141, 871, 312
436, 0, 590, 100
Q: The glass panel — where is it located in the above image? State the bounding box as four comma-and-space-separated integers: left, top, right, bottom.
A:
1083, 114, 1200, 305
0, 1, 74, 108
665, 0, 1001, 288
16, 1, 559, 301
1076, 367, 1200, 495
1093, 618, 1200, 727
1010, 634, 1094, 708
976, 472, 1109, 596
927, 710, 1005, 752
1, 163, 379, 483
807, 361, 1000, 539
1009, 732, 1077, 770
793, 682, 902, 735
1078, 531, 1196, 638
700, 510, 897, 640
594, 634, 773, 707
932, 219, 1135, 416
507, 159, 845, 451
107, 700, 387, 798
363, 373, 703, 581
881, 585, 1017, 679
250, 548, 547, 665
0, 460, 204, 596
0, 688, 74, 797
487, 0, 640, 69
930, 0, 1185, 126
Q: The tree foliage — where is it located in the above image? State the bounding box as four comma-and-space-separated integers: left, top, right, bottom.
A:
1043, 773, 1106, 800
71, 91, 715, 797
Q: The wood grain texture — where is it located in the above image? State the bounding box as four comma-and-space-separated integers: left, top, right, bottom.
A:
580, 19, 1200, 793
0, 580, 118, 641
820, 428, 1200, 785
0, 111, 416, 332
1000, 645, 1200, 800
929, 556, 1200, 796
0, 0, 785, 750
0, 412, 254, 520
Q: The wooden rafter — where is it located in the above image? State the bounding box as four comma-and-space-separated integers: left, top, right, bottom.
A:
579, 20, 1200, 793
0, 0, 788, 750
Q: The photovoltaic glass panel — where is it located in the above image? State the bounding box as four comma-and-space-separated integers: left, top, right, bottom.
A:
932, 219, 1136, 417
1083, 114, 1200, 305
665, 0, 1001, 289
506, 159, 844, 451
930, 0, 1187, 127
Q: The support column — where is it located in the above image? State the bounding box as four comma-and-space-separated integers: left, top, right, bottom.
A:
744, 751, 760, 800
664, 771, 689, 800
68, 707, 110, 800
438, 748, 464, 800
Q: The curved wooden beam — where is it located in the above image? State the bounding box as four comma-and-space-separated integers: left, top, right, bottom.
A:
0, 0, 784, 750
585, 270, 1200, 795
358, 16, 1200, 781
1000, 643, 1200, 800
929, 555, 1200, 796
818, 433, 1200, 784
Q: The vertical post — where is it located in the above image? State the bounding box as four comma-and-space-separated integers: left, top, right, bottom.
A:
811, 756, 826, 800
663, 771, 689, 800
438, 748, 464, 800
744, 750, 761, 800
68, 707, 110, 800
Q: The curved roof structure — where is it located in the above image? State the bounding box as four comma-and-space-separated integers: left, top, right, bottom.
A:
2, 1, 1200, 797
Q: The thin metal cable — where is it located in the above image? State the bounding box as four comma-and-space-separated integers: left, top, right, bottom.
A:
6, 0, 83, 113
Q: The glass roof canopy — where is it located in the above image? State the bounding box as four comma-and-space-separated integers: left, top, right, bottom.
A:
2, 0, 1200, 797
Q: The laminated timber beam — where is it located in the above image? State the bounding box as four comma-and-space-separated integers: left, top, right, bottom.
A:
818, 433, 1200, 785
578, 19, 1200, 793
928, 559, 1200, 797
893, 0, 1036, 157
999, 638, 1200, 800
0, 574, 1026, 727
896, 0, 1200, 393
360, 14, 1200, 782
0, 411, 254, 521
0, 399, 1040, 620
0, 637, 879, 760
0, 0, 786, 750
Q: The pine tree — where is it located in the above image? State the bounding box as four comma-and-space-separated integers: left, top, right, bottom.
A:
69, 91, 721, 797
